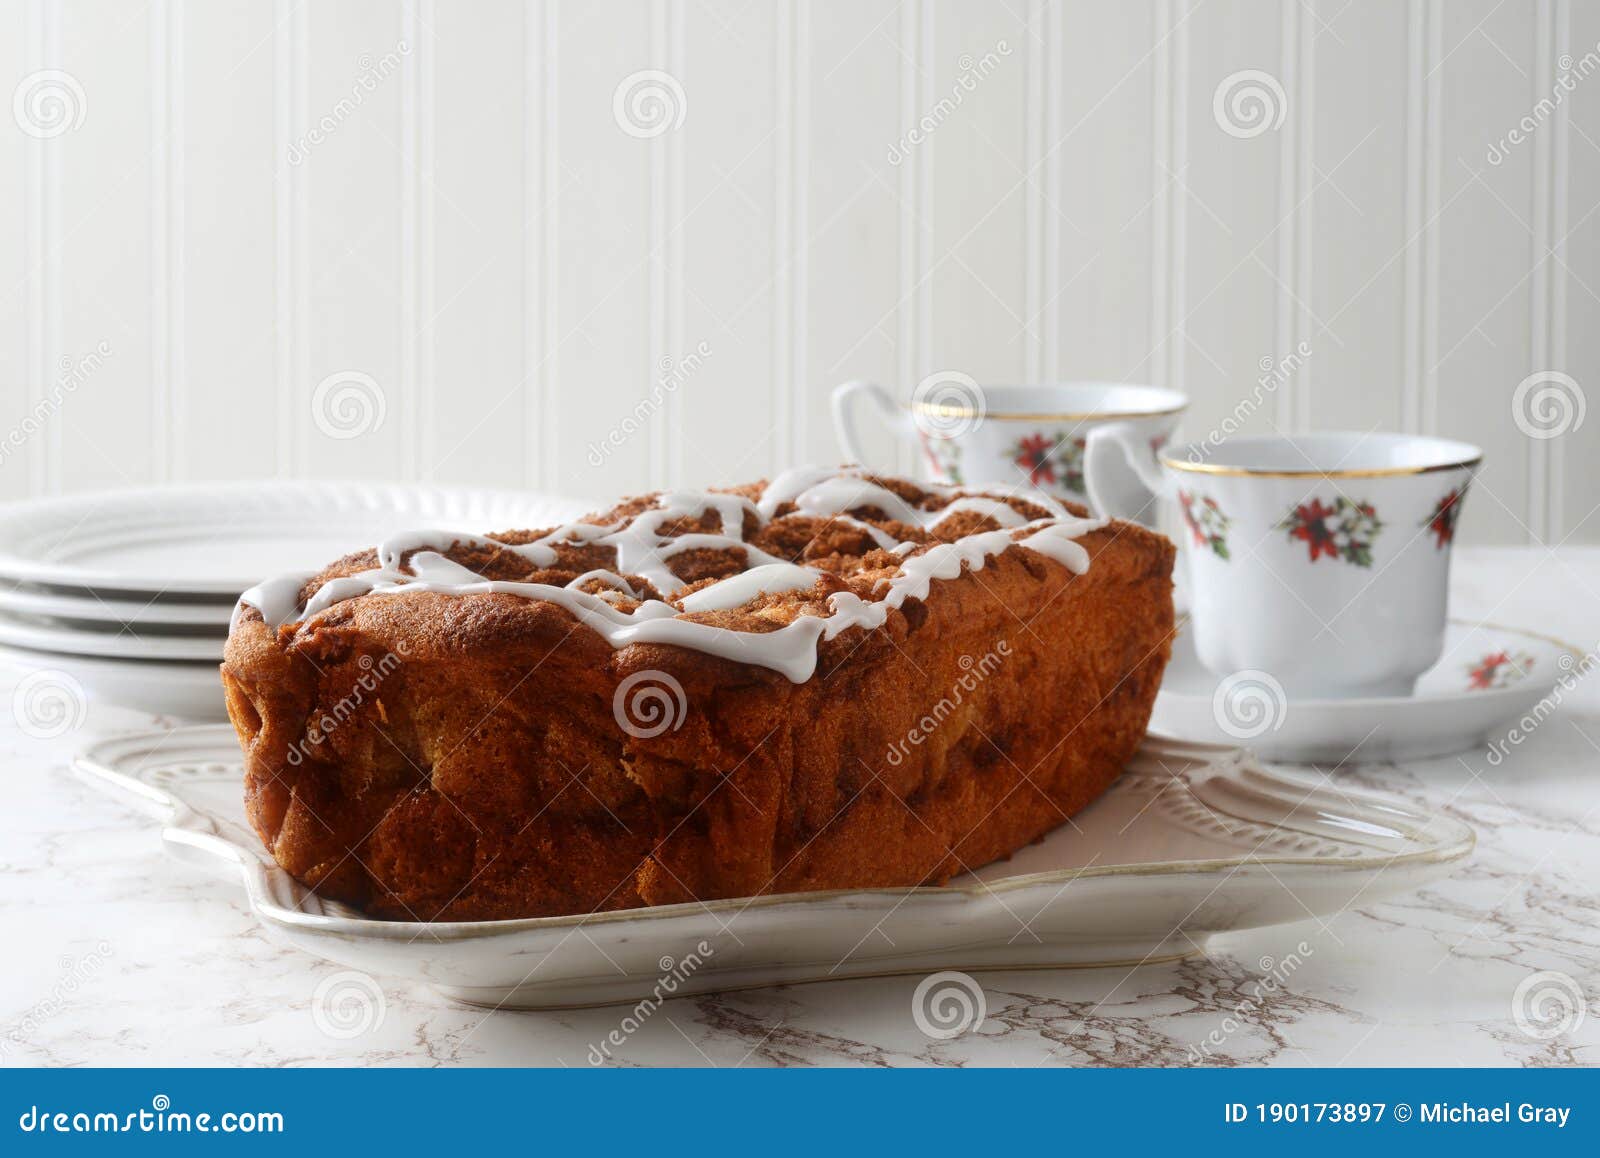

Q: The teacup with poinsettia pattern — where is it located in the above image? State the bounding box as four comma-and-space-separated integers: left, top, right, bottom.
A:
830, 378, 1185, 519
1093, 430, 1482, 698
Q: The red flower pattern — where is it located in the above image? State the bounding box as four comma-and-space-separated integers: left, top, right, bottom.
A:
1178, 490, 1232, 559
1285, 499, 1339, 562
1467, 650, 1533, 690
1008, 432, 1086, 492
1278, 496, 1383, 568
1425, 486, 1467, 549
919, 431, 964, 484
1014, 433, 1057, 486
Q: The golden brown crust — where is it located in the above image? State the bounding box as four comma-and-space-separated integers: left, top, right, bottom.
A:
222, 474, 1175, 920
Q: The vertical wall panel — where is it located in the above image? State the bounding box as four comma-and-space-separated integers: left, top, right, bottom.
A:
181, 0, 276, 481
57, 0, 155, 490
1051, 0, 1156, 383
0, 0, 30, 499
1557, 0, 1598, 541
802, 0, 905, 472
423, 0, 527, 488
1306, 1, 1410, 433
1434, 0, 1537, 544
926, 0, 1030, 382
897, 0, 931, 478
549, 1, 652, 498
298, 1, 405, 479
676, 0, 780, 489
1174, 0, 1286, 446
1150, 0, 1182, 401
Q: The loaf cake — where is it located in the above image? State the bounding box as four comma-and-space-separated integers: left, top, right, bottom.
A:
222, 467, 1175, 921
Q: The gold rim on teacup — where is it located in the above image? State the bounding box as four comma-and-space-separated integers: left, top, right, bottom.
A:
1159, 455, 1483, 479
1160, 432, 1482, 479
912, 400, 1188, 423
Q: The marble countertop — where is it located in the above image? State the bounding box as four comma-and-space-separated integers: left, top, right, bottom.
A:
3, 546, 1597, 1068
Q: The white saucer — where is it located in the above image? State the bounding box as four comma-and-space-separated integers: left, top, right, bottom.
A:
0, 641, 226, 720
1151, 618, 1580, 763
0, 482, 590, 596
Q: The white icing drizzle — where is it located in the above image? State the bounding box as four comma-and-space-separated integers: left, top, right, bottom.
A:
567, 569, 641, 598
679, 563, 823, 613
234, 468, 1108, 682
793, 476, 924, 524
231, 570, 316, 635
937, 497, 1030, 528
756, 465, 839, 518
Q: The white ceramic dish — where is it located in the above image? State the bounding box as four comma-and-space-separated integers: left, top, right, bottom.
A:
76, 726, 1474, 1010
1152, 618, 1578, 763
0, 482, 591, 595
0, 582, 235, 628
0, 612, 224, 661
0, 642, 227, 720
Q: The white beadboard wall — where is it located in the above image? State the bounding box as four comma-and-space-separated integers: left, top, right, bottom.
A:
0, 0, 1595, 545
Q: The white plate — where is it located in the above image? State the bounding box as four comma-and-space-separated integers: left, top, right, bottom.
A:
0, 583, 236, 628
0, 612, 224, 661
0, 482, 591, 596
1152, 618, 1579, 763
75, 726, 1474, 1010
0, 642, 226, 720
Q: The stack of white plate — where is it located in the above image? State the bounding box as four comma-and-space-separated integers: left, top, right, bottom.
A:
0, 482, 590, 720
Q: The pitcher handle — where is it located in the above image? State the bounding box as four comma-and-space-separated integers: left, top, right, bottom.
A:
831, 380, 917, 466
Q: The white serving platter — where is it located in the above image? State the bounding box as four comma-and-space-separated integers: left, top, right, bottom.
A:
75, 725, 1474, 1010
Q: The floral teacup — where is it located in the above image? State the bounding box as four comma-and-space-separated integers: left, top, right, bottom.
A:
830, 378, 1186, 519
1089, 430, 1482, 698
